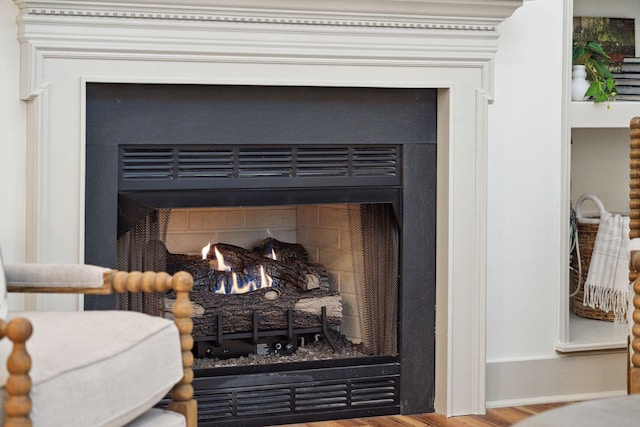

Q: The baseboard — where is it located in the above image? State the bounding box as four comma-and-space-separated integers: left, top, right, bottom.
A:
486, 351, 627, 408
487, 390, 627, 409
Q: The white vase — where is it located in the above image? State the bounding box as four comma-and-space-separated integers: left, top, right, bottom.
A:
571, 65, 590, 101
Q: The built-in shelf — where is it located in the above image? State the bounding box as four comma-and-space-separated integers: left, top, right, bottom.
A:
562, 0, 638, 359
557, 313, 628, 353
567, 99, 635, 353
572, 101, 640, 128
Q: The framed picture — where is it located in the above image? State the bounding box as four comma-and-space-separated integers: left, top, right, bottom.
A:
573, 17, 635, 68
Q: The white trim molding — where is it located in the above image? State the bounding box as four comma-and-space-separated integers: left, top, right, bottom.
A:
14, 0, 522, 30
12, 0, 522, 416
486, 352, 627, 408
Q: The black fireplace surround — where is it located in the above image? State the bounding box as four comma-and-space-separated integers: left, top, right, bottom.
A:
85, 83, 437, 426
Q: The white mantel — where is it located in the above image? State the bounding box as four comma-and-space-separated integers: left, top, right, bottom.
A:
14, 0, 521, 24
12, 0, 522, 417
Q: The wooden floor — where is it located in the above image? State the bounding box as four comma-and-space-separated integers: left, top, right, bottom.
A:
276, 403, 569, 426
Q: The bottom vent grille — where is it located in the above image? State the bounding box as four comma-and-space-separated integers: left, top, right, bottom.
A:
195, 391, 234, 419
236, 387, 292, 416
194, 363, 400, 425
295, 383, 348, 411
352, 378, 398, 406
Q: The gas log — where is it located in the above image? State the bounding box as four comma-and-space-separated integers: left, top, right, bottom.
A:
253, 237, 309, 263
166, 287, 342, 336
162, 238, 342, 336
166, 241, 330, 292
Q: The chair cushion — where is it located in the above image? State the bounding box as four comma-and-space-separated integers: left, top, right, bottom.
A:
125, 408, 186, 427
0, 310, 183, 427
0, 249, 8, 320
513, 394, 640, 426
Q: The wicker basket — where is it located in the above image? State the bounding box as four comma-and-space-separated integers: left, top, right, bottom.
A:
570, 194, 616, 322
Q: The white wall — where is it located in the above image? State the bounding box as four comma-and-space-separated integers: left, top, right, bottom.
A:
571, 128, 630, 215
488, 0, 563, 361
0, 0, 627, 410
0, 0, 26, 310
0, 0, 25, 263
486, 0, 627, 407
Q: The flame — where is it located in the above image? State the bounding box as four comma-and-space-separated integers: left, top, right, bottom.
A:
212, 267, 274, 295
201, 242, 211, 260
214, 246, 232, 272
230, 272, 240, 293
260, 265, 273, 288
268, 249, 277, 260
206, 244, 274, 294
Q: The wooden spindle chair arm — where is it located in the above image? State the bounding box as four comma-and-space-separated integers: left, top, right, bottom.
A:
2, 269, 197, 427
630, 116, 640, 394
631, 253, 640, 392
0, 317, 33, 427
109, 270, 197, 427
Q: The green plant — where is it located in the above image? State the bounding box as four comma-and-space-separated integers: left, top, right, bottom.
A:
572, 40, 617, 102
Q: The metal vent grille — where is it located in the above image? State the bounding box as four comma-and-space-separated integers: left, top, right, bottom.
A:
194, 369, 400, 424
296, 147, 349, 177
121, 148, 173, 180
119, 144, 400, 188
294, 383, 348, 411
195, 391, 234, 420
351, 378, 398, 406
178, 149, 234, 178
352, 147, 398, 176
237, 147, 293, 178
236, 387, 292, 416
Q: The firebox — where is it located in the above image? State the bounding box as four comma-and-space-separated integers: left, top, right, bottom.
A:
85, 83, 437, 426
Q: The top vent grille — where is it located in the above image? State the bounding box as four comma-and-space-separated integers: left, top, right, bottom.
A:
178, 149, 235, 178
119, 144, 401, 190
237, 147, 294, 178
121, 148, 174, 180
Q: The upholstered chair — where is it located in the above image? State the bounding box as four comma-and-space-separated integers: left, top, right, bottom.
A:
0, 248, 196, 427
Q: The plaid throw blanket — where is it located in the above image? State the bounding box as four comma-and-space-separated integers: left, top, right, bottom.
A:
584, 212, 630, 323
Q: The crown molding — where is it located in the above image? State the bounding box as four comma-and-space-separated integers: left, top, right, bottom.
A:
14, 0, 523, 31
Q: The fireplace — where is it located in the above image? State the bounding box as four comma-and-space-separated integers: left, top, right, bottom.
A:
84, 82, 436, 425
13, 0, 523, 418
